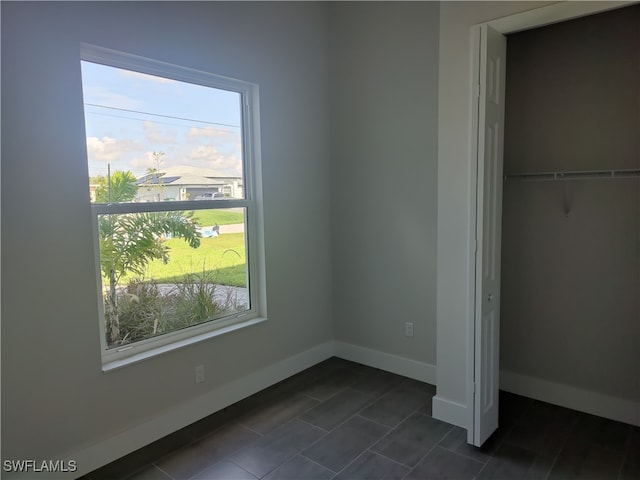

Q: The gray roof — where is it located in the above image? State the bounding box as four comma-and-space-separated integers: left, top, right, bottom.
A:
135, 165, 242, 187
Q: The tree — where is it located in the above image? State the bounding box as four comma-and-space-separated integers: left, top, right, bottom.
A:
94, 170, 138, 203
97, 169, 201, 344
151, 151, 164, 172
142, 152, 166, 201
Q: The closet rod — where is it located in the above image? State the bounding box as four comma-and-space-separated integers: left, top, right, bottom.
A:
504, 168, 640, 181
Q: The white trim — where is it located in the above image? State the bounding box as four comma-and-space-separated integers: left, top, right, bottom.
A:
39, 342, 335, 480
432, 396, 469, 429
488, 1, 633, 35
81, 43, 252, 93
334, 341, 436, 385
500, 370, 640, 427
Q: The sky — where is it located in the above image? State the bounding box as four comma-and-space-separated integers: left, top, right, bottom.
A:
81, 61, 244, 180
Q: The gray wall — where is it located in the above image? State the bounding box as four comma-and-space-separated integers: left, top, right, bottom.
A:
1, 1, 333, 463
329, 2, 440, 366
501, 5, 640, 401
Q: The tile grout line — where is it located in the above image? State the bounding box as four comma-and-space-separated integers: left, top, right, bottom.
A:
475, 397, 583, 480
351, 379, 435, 432
296, 416, 331, 433
303, 386, 348, 403
224, 417, 324, 480
238, 420, 270, 437
295, 399, 375, 472
399, 440, 445, 480
349, 378, 403, 399
165, 422, 265, 480
114, 366, 585, 480
295, 410, 385, 470
236, 393, 324, 436
366, 447, 418, 470
437, 443, 489, 465
464, 395, 538, 480
301, 387, 379, 433
329, 426, 410, 479
235, 365, 437, 479
295, 378, 402, 475
394, 412, 469, 480
152, 463, 175, 480
225, 457, 260, 480
298, 455, 338, 477
138, 362, 428, 479
472, 420, 520, 480
329, 449, 371, 479
362, 405, 439, 463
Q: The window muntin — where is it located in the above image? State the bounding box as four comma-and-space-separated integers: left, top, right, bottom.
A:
81, 45, 264, 366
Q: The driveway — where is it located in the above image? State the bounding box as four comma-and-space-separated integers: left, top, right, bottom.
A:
219, 223, 245, 234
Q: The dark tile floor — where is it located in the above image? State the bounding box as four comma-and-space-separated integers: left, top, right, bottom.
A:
82, 358, 639, 480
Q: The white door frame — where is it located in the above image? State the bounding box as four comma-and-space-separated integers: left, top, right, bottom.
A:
466, 0, 631, 445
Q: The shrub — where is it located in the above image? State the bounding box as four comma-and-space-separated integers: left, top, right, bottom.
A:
105, 269, 246, 348
114, 279, 166, 345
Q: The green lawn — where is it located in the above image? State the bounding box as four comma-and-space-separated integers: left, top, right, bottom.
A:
142, 233, 247, 287
192, 209, 244, 226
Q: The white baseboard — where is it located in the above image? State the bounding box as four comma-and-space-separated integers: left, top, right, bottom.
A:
333, 341, 437, 385
431, 395, 469, 429
500, 370, 640, 427
51, 342, 335, 480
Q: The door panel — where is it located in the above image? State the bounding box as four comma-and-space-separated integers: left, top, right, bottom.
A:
473, 24, 506, 447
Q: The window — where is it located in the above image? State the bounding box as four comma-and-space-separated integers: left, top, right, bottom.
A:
81, 45, 266, 369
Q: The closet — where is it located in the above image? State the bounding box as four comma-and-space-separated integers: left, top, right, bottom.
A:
499, 5, 640, 422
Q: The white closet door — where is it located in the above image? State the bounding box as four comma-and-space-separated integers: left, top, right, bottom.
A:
473, 24, 506, 447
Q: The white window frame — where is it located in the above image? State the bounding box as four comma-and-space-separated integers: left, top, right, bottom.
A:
81, 44, 267, 370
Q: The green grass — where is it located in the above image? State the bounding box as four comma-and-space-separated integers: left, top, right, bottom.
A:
191, 209, 244, 226
141, 233, 247, 287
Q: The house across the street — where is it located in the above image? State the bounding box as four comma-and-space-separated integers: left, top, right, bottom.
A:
134, 165, 243, 202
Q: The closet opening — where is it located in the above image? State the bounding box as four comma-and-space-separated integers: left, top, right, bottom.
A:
497, 3, 639, 435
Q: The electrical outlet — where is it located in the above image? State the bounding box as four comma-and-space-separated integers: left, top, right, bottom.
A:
405, 322, 414, 337
195, 365, 205, 384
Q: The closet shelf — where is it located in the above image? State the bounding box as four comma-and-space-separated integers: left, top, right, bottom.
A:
504, 168, 640, 181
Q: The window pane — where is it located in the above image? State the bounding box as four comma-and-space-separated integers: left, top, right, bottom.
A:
81, 61, 244, 204
98, 208, 249, 349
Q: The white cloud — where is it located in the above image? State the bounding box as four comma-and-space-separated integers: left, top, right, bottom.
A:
86, 128, 242, 178
188, 145, 221, 160
86, 136, 143, 163
129, 152, 158, 171
186, 145, 242, 176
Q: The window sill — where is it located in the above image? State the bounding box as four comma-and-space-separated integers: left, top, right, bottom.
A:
102, 316, 267, 372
